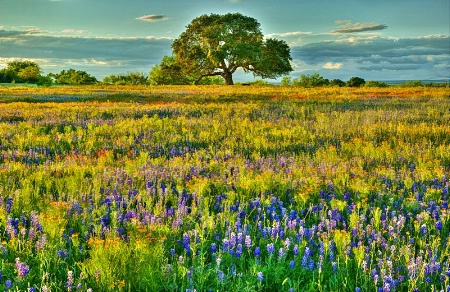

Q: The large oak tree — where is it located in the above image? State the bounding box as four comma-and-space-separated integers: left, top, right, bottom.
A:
172, 13, 293, 85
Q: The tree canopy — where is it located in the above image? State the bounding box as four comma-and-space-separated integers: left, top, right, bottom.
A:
149, 56, 192, 85
51, 69, 98, 85
347, 76, 366, 87
172, 13, 293, 85
103, 72, 148, 85
0, 61, 41, 83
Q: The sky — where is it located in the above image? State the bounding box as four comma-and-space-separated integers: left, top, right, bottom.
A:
0, 0, 449, 82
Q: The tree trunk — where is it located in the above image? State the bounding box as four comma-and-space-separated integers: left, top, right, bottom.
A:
223, 72, 234, 85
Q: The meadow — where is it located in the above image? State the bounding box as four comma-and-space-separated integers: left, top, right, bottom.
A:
0, 85, 449, 291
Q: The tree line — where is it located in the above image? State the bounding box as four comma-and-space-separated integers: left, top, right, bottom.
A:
0, 60, 435, 88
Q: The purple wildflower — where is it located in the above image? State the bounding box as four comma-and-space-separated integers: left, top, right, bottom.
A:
245, 235, 252, 248
15, 258, 30, 278
257, 272, 264, 281
66, 271, 74, 290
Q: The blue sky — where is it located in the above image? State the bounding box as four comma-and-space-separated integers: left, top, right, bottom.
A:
0, 0, 449, 82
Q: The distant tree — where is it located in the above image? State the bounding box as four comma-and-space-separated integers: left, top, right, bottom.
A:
404, 80, 423, 87
103, 72, 148, 85
149, 56, 192, 85
292, 73, 329, 87
53, 69, 97, 85
329, 79, 346, 87
281, 76, 292, 86
347, 77, 366, 87
1, 60, 41, 83
17, 66, 42, 83
172, 13, 293, 85
37, 74, 54, 87
247, 79, 269, 86
365, 80, 388, 88
0, 69, 10, 83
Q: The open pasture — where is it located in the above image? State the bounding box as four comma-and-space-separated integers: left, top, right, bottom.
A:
0, 86, 449, 291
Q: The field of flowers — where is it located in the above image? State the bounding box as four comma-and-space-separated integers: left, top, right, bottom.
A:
0, 85, 449, 291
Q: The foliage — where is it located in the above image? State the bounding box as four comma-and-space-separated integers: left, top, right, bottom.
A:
346, 76, 366, 87
404, 80, 423, 87
292, 73, 329, 87
281, 76, 292, 86
0, 60, 42, 83
103, 72, 148, 85
52, 69, 98, 85
329, 79, 346, 87
172, 13, 293, 85
149, 55, 192, 85
37, 74, 54, 87
365, 80, 389, 88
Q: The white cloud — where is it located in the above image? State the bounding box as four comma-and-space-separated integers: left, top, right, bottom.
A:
265, 31, 312, 38
323, 62, 343, 69
61, 29, 88, 35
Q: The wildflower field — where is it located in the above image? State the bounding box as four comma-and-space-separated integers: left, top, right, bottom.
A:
0, 85, 449, 291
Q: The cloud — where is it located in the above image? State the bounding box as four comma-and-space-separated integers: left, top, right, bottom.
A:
136, 14, 169, 22
0, 28, 173, 78
229, 0, 244, 2
290, 34, 450, 80
61, 29, 88, 35
323, 62, 342, 69
332, 20, 388, 34
265, 31, 312, 38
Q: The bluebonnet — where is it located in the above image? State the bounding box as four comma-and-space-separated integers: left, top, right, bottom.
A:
5, 279, 12, 290
293, 245, 299, 256
332, 262, 338, 274
6, 198, 13, 213
217, 270, 225, 282
266, 243, 275, 255
210, 243, 217, 253
420, 224, 428, 235
289, 260, 295, 269
236, 244, 243, 258
436, 220, 443, 231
